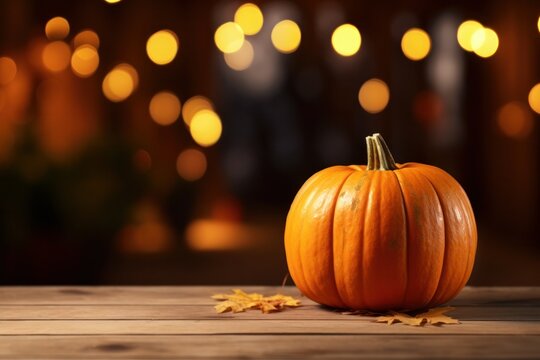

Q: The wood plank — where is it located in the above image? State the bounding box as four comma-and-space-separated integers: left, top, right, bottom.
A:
0, 305, 538, 321
0, 335, 538, 359
0, 319, 538, 335
0, 286, 539, 306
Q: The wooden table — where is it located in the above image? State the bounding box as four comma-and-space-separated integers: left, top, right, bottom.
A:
0, 286, 538, 359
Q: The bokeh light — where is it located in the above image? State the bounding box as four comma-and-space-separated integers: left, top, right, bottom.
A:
401, 28, 431, 60
176, 148, 207, 181
71, 45, 99, 78
215, 22, 245, 54
331, 24, 361, 57
146, 30, 179, 65
133, 149, 152, 172
73, 30, 100, 49
358, 78, 390, 114
457, 20, 483, 52
271, 20, 301, 54
224, 39, 254, 71
0, 57, 17, 85
149, 91, 181, 126
190, 109, 222, 147
102, 64, 138, 102
528, 83, 540, 114
538, 16, 540, 33
104, 0, 122, 3
42, 41, 71, 72
497, 101, 533, 139
234, 3, 264, 36
471, 27, 499, 58
182, 96, 214, 126
45, 16, 70, 40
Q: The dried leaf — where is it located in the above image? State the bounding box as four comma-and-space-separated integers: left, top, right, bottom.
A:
212, 289, 301, 314
374, 306, 459, 326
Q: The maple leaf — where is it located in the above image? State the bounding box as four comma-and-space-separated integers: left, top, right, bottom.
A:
374, 306, 459, 326
212, 289, 301, 314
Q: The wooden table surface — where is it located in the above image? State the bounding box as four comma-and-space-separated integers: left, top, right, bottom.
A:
0, 286, 538, 359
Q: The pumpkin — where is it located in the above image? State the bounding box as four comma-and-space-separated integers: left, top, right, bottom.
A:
284, 133, 477, 311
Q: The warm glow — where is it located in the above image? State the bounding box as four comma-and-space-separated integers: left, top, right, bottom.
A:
104, 0, 122, 3
133, 149, 152, 172
497, 101, 533, 139
401, 28, 431, 60
358, 78, 390, 114
0, 57, 17, 85
271, 20, 301, 54
149, 91, 181, 125
45, 16, 70, 40
73, 30, 100, 49
538, 16, 540, 33
190, 109, 222, 147
471, 27, 498, 58
331, 24, 361, 56
102, 64, 138, 102
176, 148, 207, 181
71, 45, 99, 78
215, 22, 245, 54
224, 39, 254, 71
528, 83, 540, 114
42, 41, 71, 72
234, 3, 264, 36
146, 30, 179, 65
457, 20, 483, 52
186, 219, 252, 251
182, 96, 214, 126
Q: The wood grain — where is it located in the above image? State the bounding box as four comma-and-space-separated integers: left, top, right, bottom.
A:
0, 286, 538, 359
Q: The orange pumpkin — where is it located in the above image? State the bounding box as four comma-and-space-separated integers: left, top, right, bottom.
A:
284, 133, 477, 311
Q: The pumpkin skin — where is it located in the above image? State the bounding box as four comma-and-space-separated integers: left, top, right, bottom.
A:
284, 134, 477, 311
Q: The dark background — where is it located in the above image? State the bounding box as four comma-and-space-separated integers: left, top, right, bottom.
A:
0, 0, 538, 285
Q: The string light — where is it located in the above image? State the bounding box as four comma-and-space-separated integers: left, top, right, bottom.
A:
358, 79, 390, 114
271, 20, 301, 54
471, 27, 499, 58
190, 109, 222, 147
224, 39, 254, 71
331, 24, 361, 57
0, 57, 17, 85
71, 45, 99, 77
146, 30, 179, 65
73, 30, 100, 49
182, 96, 214, 126
45, 17, 70, 40
42, 41, 71, 72
234, 3, 264, 36
215, 22, 245, 53
457, 20, 483, 52
149, 91, 181, 125
528, 83, 540, 114
102, 64, 138, 102
176, 149, 207, 181
401, 28, 431, 60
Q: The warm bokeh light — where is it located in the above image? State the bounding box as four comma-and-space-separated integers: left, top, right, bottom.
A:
146, 30, 179, 65
401, 28, 431, 60
102, 64, 138, 102
42, 41, 71, 72
190, 109, 222, 147
215, 22, 245, 54
331, 24, 361, 57
234, 3, 264, 36
133, 149, 152, 172
45, 16, 70, 40
538, 16, 540, 33
271, 19, 301, 54
149, 91, 181, 126
497, 101, 534, 139
0, 57, 17, 85
186, 219, 252, 251
71, 45, 99, 78
224, 39, 254, 71
73, 30, 100, 49
528, 83, 540, 114
176, 148, 207, 181
182, 96, 214, 126
471, 27, 499, 58
358, 78, 390, 114
104, 0, 122, 3
457, 20, 483, 52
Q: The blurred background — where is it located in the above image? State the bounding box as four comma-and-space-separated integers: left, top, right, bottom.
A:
0, 0, 539, 285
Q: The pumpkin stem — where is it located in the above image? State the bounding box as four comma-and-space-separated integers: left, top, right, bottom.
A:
366, 133, 397, 171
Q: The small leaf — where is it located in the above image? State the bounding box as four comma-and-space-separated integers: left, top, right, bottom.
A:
373, 307, 459, 326
212, 289, 301, 314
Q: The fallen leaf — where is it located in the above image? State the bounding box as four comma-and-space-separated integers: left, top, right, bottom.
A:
374, 306, 459, 326
212, 289, 301, 314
